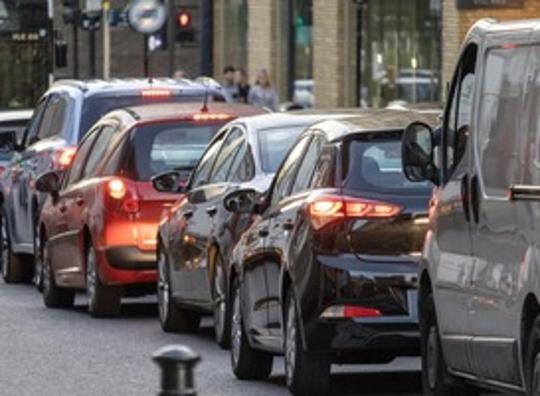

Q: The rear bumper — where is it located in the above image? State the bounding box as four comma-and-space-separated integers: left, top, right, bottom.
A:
96, 246, 157, 286
299, 254, 420, 357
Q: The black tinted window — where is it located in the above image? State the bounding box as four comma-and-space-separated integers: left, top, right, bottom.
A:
131, 121, 222, 181
230, 146, 255, 182
209, 127, 244, 183
83, 125, 118, 178
65, 129, 100, 186
343, 133, 431, 195
79, 94, 210, 138
37, 95, 68, 139
258, 125, 306, 173
310, 145, 336, 188
291, 136, 324, 194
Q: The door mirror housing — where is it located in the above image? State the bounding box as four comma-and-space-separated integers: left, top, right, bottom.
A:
0, 130, 19, 153
35, 170, 63, 196
224, 188, 264, 214
402, 121, 439, 185
151, 171, 188, 194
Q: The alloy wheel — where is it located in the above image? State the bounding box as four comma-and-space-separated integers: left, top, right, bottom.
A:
427, 326, 439, 390
231, 284, 242, 368
0, 218, 8, 280
213, 259, 226, 341
285, 301, 297, 387
33, 226, 43, 289
157, 251, 170, 323
86, 248, 97, 306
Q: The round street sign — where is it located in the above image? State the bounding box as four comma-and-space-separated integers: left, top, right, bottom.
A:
127, 0, 167, 35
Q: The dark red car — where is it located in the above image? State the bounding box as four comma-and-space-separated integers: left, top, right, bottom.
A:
35, 102, 263, 317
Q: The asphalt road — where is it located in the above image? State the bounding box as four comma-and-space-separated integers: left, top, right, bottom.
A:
0, 282, 492, 396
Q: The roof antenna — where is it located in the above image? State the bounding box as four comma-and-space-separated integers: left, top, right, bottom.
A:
201, 85, 209, 113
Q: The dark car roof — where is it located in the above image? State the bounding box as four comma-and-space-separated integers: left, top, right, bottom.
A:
308, 109, 440, 142
122, 102, 267, 124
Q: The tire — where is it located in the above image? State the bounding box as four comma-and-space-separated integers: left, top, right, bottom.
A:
213, 253, 231, 349
42, 240, 74, 308
230, 276, 273, 380
157, 247, 201, 332
421, 291, 478, 396
86, 244, 122, 318
32, 222, 44, 291
0, 211, 28, 284
526, 317, 540, 396
284, 290, 330, 396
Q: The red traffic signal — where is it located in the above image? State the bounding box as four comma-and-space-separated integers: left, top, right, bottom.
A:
176, 10, 192, 29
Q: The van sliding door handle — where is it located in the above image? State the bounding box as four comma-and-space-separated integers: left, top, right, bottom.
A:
509, 185, 540, 201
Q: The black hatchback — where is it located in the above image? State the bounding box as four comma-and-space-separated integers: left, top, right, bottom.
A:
226, 110, 439, 396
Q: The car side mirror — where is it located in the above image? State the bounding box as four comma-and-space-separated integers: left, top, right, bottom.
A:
151, 171, 187, 194
224, 188, 263, 214
402, 121, 439, 185
0, 131, 18, 153
35, 170, 63, 196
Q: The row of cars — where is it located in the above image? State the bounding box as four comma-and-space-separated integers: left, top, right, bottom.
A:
0, 76, 438, 395
8, 18, 540, 396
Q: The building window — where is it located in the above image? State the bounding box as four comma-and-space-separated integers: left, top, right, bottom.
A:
360, 0, 442, 108
289, 0, 313, 108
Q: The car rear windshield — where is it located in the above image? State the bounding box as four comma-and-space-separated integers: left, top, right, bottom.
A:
79, 94, 211, 138
258, 125, 306, 173
130, 121, 224, 181
342, 131, 432, 195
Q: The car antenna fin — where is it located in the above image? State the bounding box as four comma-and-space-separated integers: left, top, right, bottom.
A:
201, 85, 209, 113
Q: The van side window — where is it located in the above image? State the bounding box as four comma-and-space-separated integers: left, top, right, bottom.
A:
476, 44, 529, 197
443, 44, 477, 182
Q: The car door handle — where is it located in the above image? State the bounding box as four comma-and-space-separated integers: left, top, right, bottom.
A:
282, 221, 294, 231
509, 185, 540, 201
258, 228, 269, 237
76, 197, 84, 206
461, 175, 470, 223
470, 175, 480, 224
183, 210, 193, 219
206, 206, 217, 217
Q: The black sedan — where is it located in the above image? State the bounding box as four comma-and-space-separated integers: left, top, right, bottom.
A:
225, 110, 439, 396
152, 111, 362, 348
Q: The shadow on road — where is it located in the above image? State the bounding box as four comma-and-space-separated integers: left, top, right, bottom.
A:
265, 371, 421, 395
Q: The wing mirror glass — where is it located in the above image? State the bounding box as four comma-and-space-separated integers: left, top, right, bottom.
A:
402, 121, 439, 185
151, 170, 189, 194
35, 170, 63, 196
224, 188, 264, 214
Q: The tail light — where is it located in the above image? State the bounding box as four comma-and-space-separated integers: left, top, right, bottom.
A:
53, 146, 77, 169
141, 89, 172, 97
320, 305, 382, 319
104, 178, 139, 213
191, 113, 231, 121
307, 194, 401, 230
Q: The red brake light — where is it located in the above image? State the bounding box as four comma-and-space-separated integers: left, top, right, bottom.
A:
191, 113, 232, 121
107, 179, 126, 200
308, 194, 401, 230
141, 89, 172, 98
320, 304, 382, 319
54, 147, 77, 169
105, 178, 139, 213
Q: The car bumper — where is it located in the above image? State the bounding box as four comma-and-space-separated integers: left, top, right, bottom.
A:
97, 246, 157, 285
298, 254, 420, 357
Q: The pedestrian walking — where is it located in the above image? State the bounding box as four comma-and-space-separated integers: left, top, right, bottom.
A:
222, 65, 239, 102
248, 68, 279, 111
234, 68, 250, 104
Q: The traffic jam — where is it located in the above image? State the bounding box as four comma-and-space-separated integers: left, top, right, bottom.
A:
2, 2, 540, 395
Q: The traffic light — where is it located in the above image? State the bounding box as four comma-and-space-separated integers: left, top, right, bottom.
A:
176, 10, 195, 43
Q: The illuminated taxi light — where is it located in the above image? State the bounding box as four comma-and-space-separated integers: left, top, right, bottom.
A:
192, 113, 231, 121
108, 179, 126, 200
320, 305, 382, 319
141, 89, 173, 97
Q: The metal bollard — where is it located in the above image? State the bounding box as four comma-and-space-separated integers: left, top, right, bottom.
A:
153, 345, 201, 396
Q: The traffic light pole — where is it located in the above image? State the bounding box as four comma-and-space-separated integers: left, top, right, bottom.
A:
102, 0, 111, 79
167, 0, 175, 77
200, 0, 212, 77
47, 0, 54, 85
89, 28, 96, 78
73, 22, 79, 78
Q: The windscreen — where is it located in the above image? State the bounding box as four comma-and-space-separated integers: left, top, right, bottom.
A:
79, 94, 214, 138
258, 125, 306, 173
343, 132, 432, 195
130, 121, 224, 181
0, 120, 27, 160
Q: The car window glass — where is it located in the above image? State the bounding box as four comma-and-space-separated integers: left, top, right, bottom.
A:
37, 95, 68, 140
443, 44, 477, 181
230, 146, 255, 182
310, 145, 337, 189
24, 99, 48, 146
477, 44, 529, 197
82, 124, 117, 178
65, 127, 101, 187
270, 136, 310, 207
258, 125, 307, 173
291, 136, 324, 194
190, 132, 227, 188
209, 127, 244, 184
